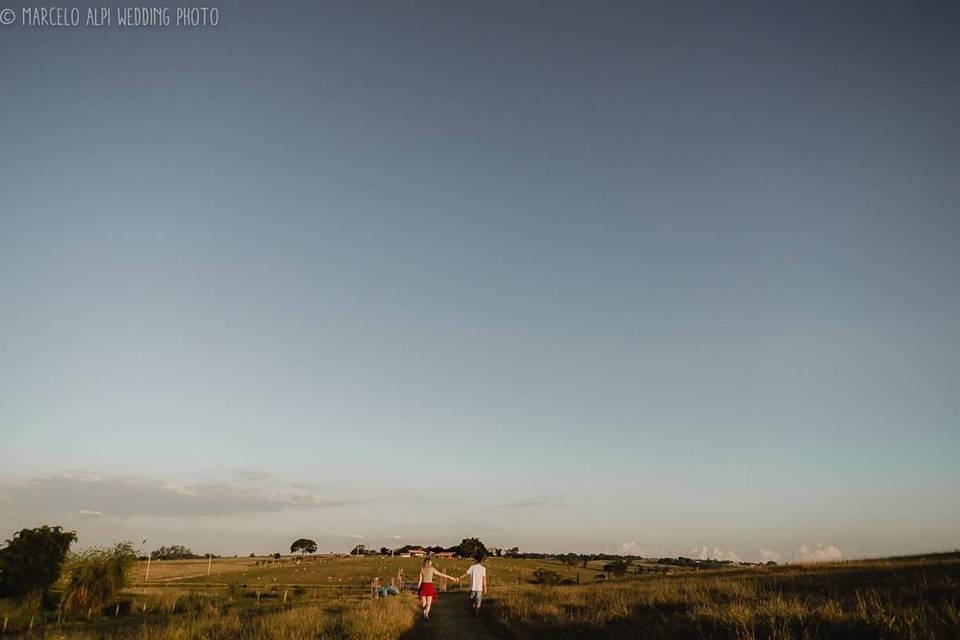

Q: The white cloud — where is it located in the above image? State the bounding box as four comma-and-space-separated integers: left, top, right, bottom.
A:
0, 473, 355, 519
758, 548, 782, 563
351, 534, 364, 539
164, 483, 200, 497
793, 544, 842, 563
618, 542, 646, 556
237, 471, 271, 481
389, 535, 402, 540
691, 546, 741, 562
78, 509, 103, 516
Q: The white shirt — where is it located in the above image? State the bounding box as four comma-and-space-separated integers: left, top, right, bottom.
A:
466, 563, 486, 591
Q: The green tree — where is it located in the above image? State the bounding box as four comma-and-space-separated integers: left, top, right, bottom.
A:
603, 559, 628, 576
62, 542, 137, 615
290, 538, 318, 556
150, 545, 196, 560
0, 525, 77, 599
532, 568, 561, 585
455, 538, 489, 559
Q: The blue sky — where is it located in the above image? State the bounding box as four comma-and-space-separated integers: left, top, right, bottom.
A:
1, 0, 959, 561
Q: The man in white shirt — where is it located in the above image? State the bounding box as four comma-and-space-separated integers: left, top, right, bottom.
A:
458, 554, 488, 616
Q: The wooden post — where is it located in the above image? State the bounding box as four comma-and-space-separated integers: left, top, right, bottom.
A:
207, 554, 213, 576
115, 603, 120, 618
3, 615, 8, 633
145, 556, 152, 581
283, 590, 288, 604
28, 616, 34, 631
256, 591, 261, 604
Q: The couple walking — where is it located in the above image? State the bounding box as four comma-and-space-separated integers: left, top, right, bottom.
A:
416, 554, 488, 620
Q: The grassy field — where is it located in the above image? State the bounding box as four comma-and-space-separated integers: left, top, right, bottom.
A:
159, 555, 622, 588
2, 553, 957, 638
0, 555, 632, 636
490, 552, 960, 639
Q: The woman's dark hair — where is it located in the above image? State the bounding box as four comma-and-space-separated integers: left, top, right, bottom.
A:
474, 553, 485, 563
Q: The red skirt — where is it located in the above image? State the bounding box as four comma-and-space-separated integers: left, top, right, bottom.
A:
418, 582, 437, 599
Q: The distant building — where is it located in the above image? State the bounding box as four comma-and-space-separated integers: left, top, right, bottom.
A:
432, 551, 456, 559
408, 548, 427, 557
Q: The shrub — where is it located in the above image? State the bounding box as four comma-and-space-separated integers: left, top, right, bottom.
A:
533, 568, 562, 585
61, 542, 137, 615
150, 545, 197, 560
603, 559, 628, 576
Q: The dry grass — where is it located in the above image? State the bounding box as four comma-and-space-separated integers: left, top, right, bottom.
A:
146, 556, 608, 589
19, 594, 419, 640
491, 553, 960, 639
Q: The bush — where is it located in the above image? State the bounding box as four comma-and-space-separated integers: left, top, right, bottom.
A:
603, 559, 628, 576
62, 542, 137, 615
533, 569, 562, 585
0, 525, 77, 600
150, 545, 197, 560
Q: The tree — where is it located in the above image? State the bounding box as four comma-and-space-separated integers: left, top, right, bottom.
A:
379, 547, 390, 556
290, 538, 317, 557
564, 553, 580, 566
454, 538, 489, 559
603, 559, 628, 576
532, 568, 561, 585
0, 525, 77, 599
150, 545, 196, 561
62, 542, 137, 615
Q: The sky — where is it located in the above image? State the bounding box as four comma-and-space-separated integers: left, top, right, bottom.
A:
1, 0, 958, 563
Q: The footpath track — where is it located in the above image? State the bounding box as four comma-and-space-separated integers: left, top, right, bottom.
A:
401, 592, 507, 640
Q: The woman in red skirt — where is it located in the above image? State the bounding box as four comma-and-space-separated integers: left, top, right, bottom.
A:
417, 558, 458, 620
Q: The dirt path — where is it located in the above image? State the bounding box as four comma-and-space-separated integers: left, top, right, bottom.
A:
401, 592, 507, 640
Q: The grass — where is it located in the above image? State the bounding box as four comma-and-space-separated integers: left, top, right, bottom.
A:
490, 552, 960, 639
14, 595, 420, 640
144, 555, 619, 590
3, 553, 957, 638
